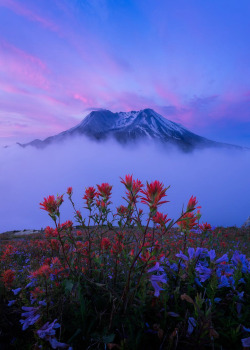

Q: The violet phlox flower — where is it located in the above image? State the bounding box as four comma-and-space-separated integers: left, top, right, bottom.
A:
217, 275, 230, 289
37, 319, 71, 349
176, 247, 206, 262
187, 317, 197, 337
149, 275, 167, 297
241, 337, 250, 347
20, 306, 41, 330
195, 264, 212, 282
147, 262, 164, 273
147, 262, 167, 297
12, 287, 22, 295
207, 249, 229, 264
37, 319, 60, 339
232, 251, 250, 273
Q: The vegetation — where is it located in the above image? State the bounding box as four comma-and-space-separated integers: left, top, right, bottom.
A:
1, 175, 249, 349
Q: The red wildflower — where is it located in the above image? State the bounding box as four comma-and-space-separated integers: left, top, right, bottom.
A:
111, 241, 124, 254
45, 226, 58, 238
116, 205, 128, 215
2, 269, 15, 288
186, 195, 198, 212
120, 174, 143, 203
153, 212, 171, 227
199, 222, 212, 232
58, 220, 73, 230
177, 212, 198, 230
76, 210, 82, 220
120, 174, 133, 189
141, 180, 169, 214
31, 287, 45, 298
101, 237, 111, 250
31, 264, 51, 279
50, 239, 60, 250
96, 199, 108, 211
51, 257, 61, 266
83, 186, 97, 209
40, 195, 63, 217
97, 183, 112, 200
67, 187, 73, 196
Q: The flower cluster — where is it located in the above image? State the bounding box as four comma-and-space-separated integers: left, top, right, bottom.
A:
1, 175, 249, 350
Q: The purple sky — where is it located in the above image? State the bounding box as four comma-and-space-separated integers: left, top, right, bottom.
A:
1, 0, 250, 147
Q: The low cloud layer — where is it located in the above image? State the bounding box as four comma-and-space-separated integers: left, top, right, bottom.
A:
1, 138, 250, 232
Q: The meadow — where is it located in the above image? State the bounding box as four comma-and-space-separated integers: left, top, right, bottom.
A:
0, 175, 249, 350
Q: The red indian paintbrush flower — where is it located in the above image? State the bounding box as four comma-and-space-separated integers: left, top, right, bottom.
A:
67, 187, 73, 196
153, 211, 171, 227
177, 212, 198, 230
83, 186, 97, 209
120, 174, 143, 203
97, 183, 112, 199
40, 195, 64, 217
101, 237, 111, 250
31, 264, 51, 279
120, 174, 133, 189
199, 222, 212, 232
187, 195, 199, 212
141, 180, 169, 214
2, 269, 15, 288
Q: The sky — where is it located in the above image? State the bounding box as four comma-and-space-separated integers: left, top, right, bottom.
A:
0, 0, 250, 147
1, 139, 250, 232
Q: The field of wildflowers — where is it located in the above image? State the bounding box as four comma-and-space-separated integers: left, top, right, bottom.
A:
1, 175, 249, 349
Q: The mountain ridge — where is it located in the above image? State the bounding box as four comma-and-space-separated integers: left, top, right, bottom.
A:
17, 108, 244, 152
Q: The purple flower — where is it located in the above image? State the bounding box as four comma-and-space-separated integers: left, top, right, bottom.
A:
176, 247, 205, 262
194, 277, 203, 287
218, 275, 230, 288
207, 249, 216, 261
195, 264, 212, 282
187, 317, 196, 336
12, 287, 22, 295
37, 319, 70, 349
37, 319, 60, 339
215, 253, 228, 264
147, 262, 164, 273
241, 337, 250, 347
168, 312, 180, 317
20, 306, 41, 330
8, 300, 16, 306
49, 338, 71, 349
238, 278, 246, 284
176, 251, 189, 261
232, 251, 249, 273
237, 291, 244, 301
149, 274, 167, 297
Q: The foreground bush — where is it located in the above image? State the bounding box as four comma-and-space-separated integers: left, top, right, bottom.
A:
0, 175, 250, 349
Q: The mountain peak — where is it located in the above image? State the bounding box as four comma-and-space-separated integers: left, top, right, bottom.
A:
18, 108, 243, 151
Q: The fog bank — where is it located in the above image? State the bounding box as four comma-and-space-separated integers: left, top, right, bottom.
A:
1, 138, 249, 232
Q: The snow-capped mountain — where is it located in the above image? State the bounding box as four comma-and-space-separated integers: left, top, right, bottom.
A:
18, 108, 242, 151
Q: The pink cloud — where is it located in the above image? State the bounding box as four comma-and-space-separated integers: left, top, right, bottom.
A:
0, 81, 28, 95
0, 39, 49, 90
152, 81, 181, 106
0, 0, 59, 32
73, 94, 89, 104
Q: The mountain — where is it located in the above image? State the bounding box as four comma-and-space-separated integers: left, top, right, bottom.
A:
18, 108, 243, 151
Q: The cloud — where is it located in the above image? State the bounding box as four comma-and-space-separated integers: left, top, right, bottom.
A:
0, 0, 59, 32
0, 138, 249, 233
0, 38, 49, 90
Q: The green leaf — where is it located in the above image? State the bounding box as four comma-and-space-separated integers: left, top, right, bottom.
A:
103, 333, 115, 343
64, 279, 74, 294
